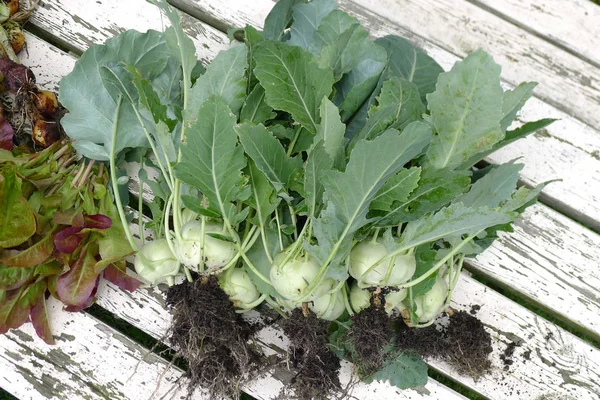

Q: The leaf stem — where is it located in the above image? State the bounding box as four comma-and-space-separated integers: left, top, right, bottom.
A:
109, 96, 138, 252
286, 126, 302, 157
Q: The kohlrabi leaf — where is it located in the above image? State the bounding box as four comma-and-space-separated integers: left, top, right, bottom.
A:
375, 169, 471, 227
240, 85, 276, 124
371, 167, 421, 212
410, 245, 438, 298
500, 82, 537, 132
187, 45, 248, 118
309, 10, 374, 80
398, 203, 518, 251
314, 97, 345, 166
304, 143, 333, 218
254, 41, 334, 134
457, 118, 557, 170
236, 123, 302, 193
501, 181, 552, 213
263, 0, 307, 41
306, 127, 432, 279
375, 35, 444, 103
364, 351, 428, 389
244, 25, 264, 92
336, 48, 387, 121
59, 30, 172, 160
425, 49, 504, 170
246, 160, 281, 227
175, 96, 249, 223
287, 0, 336, 49
350, 77, 425, 149
454, 163, 523, 208
0, 169, 36, 248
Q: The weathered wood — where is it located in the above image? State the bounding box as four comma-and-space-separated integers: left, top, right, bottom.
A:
166, 0, 600, 232
0, 297, 191, 400
468, 0, 600, 68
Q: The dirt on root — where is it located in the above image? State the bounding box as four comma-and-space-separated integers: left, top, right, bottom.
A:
396, 310, 492, 378
349, 302, 393, 376
280, 308, 341, 400
166, 277, 259, 399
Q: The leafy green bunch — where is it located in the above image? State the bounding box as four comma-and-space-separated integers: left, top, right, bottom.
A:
57, 0, 554, 390
0, 141, 139, 344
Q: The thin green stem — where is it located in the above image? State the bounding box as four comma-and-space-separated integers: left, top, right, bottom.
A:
236, 294, 268, 313
275, 207, 284, 251
109, 96, 138, 252
138, 158, 145, 247
286, 126, 302, 157
342, 284, 354, 316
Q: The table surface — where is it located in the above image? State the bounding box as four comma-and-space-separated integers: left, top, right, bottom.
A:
1, 0, 600, 399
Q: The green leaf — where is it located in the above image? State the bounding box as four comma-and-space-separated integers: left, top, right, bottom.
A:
0, 227, 54, 268
0, 170, 36, 248
375, 35, 444, 103
175, 96, 249, 223
502, 181, 552, 213
246, 160, 281, 227
365, 351, 428, 389
263, 0, 307, 41
307, 127, 432, 277
399, 202, 518, 251
410, 245, 438, 298
371, 167, 421, 212
500, 82, 537, 132
254, 41, 334, 134
240, 85, 276, 124
287, 0, 336, 49
244, 25, 264, 91
95, 195, 136, 272
454, 163, 523, 208
236, 123, 302, 193
425, 49, 504, 170
350, 77, 425, 148
59, 30, 173, 160
304, 143, 333, 218
375, 169, 471, 227
314, 97, 345, 166
0, 264, 33, 290
457, 118, 557, 169
187, 45, 248, 118
19, 277, 47, 309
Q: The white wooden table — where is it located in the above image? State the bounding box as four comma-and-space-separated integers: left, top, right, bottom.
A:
2, 0, 600, 399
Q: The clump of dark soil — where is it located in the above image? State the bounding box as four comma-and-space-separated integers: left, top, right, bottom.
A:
280, 307, 341, 400
500, 341, 519, 370
349, 298, 393, 375
166, 277, 258, 399
396, 310, 492, 378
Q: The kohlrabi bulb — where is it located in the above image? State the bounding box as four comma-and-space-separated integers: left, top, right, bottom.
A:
310, 290, 345, 321
270, 250, 334, 302
219, 268, 260, 309
349, 283, 407, 315
133, 239, 180, 285
349, 239, 416, 288
414, 274, 448, 322
177, 220, 237, 271
349, 283, 371, 313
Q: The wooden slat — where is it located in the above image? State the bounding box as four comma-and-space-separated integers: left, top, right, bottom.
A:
468, 0, 600, 68
167, 0, 600, 232
0, 298, 191, 400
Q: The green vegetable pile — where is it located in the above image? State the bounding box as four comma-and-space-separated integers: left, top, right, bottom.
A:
56, 0, 555, 397
0, 141, 139, 344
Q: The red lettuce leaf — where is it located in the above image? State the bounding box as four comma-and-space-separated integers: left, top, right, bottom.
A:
30, 295, 55, 345
83, 214, 112, 230
54, 226, 84, 254
53, 210, 84, 227
0, 264, 33, 290
0, 228, 55, 267
103, 264, 140, 293
56, 242, 100, 307
63, 276, 99, 312
0, 119, 14, 151
0, 286, 30, 334
0, 171, 36, 248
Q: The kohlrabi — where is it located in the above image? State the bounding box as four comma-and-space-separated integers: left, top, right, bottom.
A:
349, 238, 416, 288
309, 289, 346, 321
177, 219, 237, 272
414, 274, 449, 323
219, 267, 261, 309
349, 283, 407, 315
134, 238, 180, 285
270, 249, 336, 302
